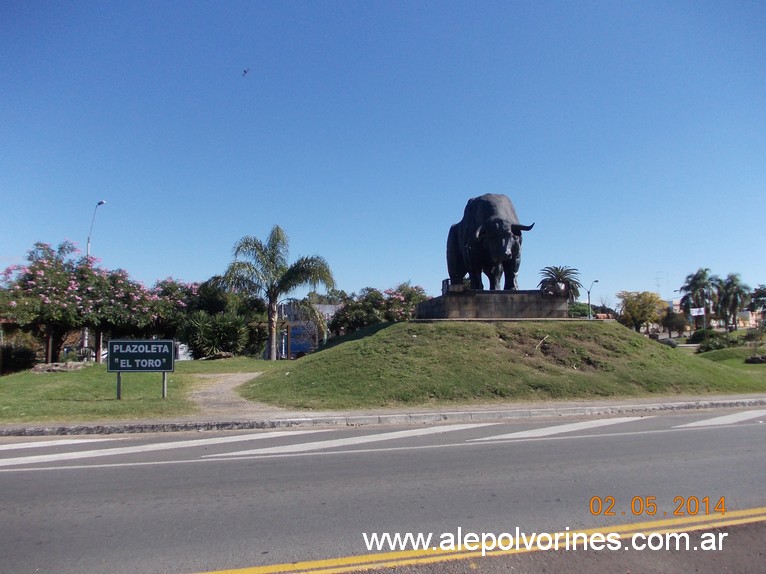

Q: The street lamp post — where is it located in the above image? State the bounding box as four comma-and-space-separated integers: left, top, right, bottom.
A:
83, 200, 106, 359
86, 200, 106, 258
587, 279, 599, 320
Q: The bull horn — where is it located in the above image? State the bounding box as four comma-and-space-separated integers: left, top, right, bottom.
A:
511, 222, 535, 233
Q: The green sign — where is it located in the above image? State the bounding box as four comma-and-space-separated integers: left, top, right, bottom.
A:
107, 340, 175, 372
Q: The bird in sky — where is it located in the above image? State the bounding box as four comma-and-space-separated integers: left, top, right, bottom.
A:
242, 68, 250, 77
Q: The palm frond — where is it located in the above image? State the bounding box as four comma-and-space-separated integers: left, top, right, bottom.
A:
538, 265, 582, 301
277, 256, 335, 297
265, 225, 289, 270
221, 260, 267, 297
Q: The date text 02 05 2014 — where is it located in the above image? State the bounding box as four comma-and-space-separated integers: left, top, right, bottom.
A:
590, 496, 727, 518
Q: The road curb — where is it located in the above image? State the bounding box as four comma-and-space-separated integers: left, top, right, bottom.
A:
3, 397, 766, 436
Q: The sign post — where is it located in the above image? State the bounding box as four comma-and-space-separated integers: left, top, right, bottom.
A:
107, 340, 175, 399
690, 307, 706, 330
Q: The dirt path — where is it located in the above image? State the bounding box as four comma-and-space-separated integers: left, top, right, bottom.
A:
188, 373, 284, 418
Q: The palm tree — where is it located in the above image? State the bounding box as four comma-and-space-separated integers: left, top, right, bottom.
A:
222, 225, 335, 360
678, 268, 720, 329
716, 273, 750, 331
538, 266, 583, 302
752, 285, 766, 314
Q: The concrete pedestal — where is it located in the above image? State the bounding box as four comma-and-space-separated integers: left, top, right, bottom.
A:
416, 287, 568, 320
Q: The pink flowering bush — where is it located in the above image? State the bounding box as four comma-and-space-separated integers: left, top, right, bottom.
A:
150, 277, 200, 338
329, 283, 430, 335
382, 283, 429, 322
1, 242, 83, 330
0, 241, 194, 363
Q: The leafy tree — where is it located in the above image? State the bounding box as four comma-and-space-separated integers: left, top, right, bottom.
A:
84, 267, 159, 361
192, 277, 229, 315
150, 277, 199, 339
1, 242, 85, 362
222, 226, 335, 360
328, 283, 429, 335
617, 291, 666, 332
194, 276, 267, 318
591, 303, 616, 318
678, 268, 720, 329
538, 266, 583, 302
382, 283, 429, 322
568, 301, 590, 318
751, 284, 766, 314
716, 273, 750, 331
1, 241, 192, 363
328, 288, 386, 335
306, 288, 348, 305
661, 308, 690, 338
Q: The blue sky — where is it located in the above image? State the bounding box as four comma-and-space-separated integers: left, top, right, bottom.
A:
2, 1, 764, 307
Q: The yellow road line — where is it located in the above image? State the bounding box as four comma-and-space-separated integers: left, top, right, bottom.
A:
196, 506, 766, 574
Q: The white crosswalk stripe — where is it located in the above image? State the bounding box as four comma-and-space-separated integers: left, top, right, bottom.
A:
0, 438, 116, 451
468, 416, 650, 441
673, 409, 766, 428
204, 423, 496, 457
2, 410, 764, 470
0, 430, 329, 468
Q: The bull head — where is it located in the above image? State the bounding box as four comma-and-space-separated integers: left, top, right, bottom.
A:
475, 221, 535, 263
475, 221, 535, 240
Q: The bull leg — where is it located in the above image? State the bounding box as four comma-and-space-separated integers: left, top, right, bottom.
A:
485, 267, 495, 290
446, 225, 467, 285
468, 265, 484, 290
486, 265, 502, 290
503, 258, 520, 290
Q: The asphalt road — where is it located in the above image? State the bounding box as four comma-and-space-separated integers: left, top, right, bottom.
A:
365, 521, 766, 574
1, 408, 765, 574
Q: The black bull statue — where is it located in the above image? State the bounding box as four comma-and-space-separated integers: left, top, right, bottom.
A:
447, 194, 534, 290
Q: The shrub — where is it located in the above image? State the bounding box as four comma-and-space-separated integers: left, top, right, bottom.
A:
696, 333, 743, 353
688, 329, 717, 344
60, 348, 81, 363
698, 337, 729, 353
180, 311, 249, 359
1, 345, 37, 374
329, 283, 429, 335
743, 329, 765, 344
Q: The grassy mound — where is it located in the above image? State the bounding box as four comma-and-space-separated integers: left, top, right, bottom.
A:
3, 325, 763, 423
696, 347, 766, 370
240, 321, 766, 409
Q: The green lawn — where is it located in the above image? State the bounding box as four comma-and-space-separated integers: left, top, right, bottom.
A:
2, 322, 764, 424
0, 357, 269, 424
697, 347, 766, 370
